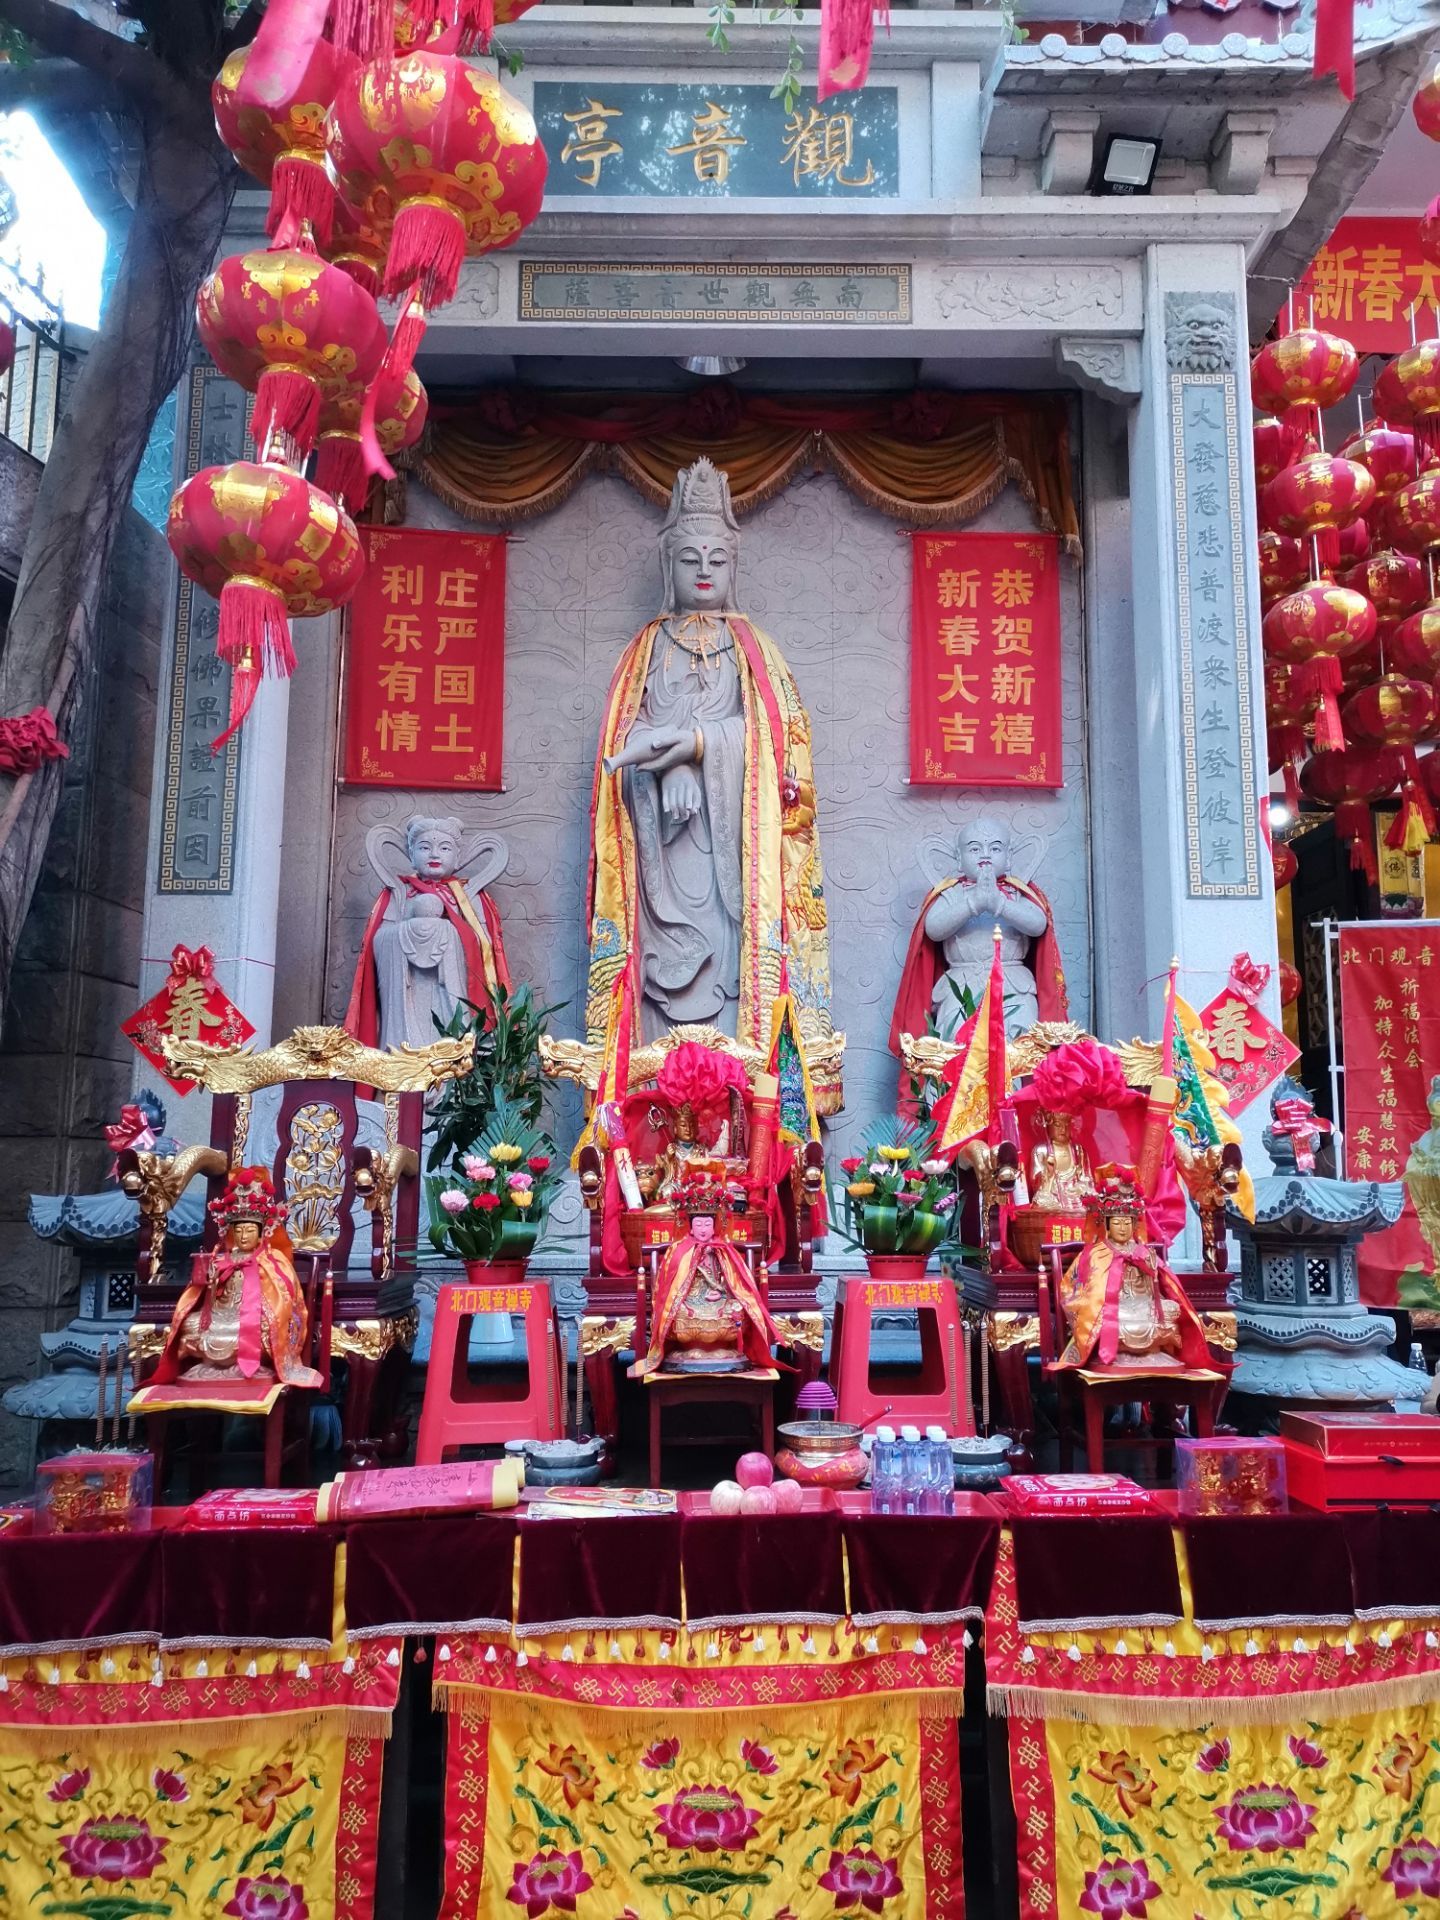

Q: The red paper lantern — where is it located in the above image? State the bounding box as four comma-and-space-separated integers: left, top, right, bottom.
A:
393, 0, 542, 48
1389, 470, 1440, 555
1263, 580, 1376, 752
1300, 744, 1402, 881
196, 244, 387, 461
325, 53, 547, 310
1340, 631, 1383, 695
1371, 340, 1440, 463
1415, 59, 1440, 140
1252, 329, 1359, 442
324, 203, 388, 300
166, 462, 363, 746
1423, 195, 1440, 269
1391, 599, 1440, 677
1278, 958, 1301, 1005
315, 367, 428, 508
1262, 455, 1376, 568
1336, 549, 1426, 618
213, 36, 353, 248
1343, 672, 1440, 851
1272, 839, 1298, 890
1255, 416, 1309, 484
1337, 424, 1418, 499
1259, 532, 1309, 601
1336, 518, 1370, 564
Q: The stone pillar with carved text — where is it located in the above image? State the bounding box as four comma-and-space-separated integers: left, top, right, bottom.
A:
1127, 244, 1280, 1171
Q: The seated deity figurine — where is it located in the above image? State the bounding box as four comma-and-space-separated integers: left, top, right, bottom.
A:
1029, 1109, 1094, 1213
890, 813, 1068, 1048
345, 814, 510, 1053
143, 1167, 323, 1390
634, 1215, 782, 1378
1055, 1165, 1213, 1373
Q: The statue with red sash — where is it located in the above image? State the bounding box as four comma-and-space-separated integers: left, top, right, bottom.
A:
136, 1167, 323, 1403
1056, 1165, 1214, 1373
346, 816, 510, 1052
890, 814, 1067, 1050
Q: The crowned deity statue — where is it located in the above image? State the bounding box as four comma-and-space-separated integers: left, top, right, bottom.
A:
141, 1168, 323, 1392
345, 815, 510, 1052
1056, 1166, 1214, 1373
586, 459, 835, 1063
1029, 1109, 1095, 1213
890, 813, 1068, 1049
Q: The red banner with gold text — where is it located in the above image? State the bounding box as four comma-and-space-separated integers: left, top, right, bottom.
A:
1301, 217, 1438, 357
343, 526, 506, 790
909, 531, 1063, 787
1339, 922, 1440, 1307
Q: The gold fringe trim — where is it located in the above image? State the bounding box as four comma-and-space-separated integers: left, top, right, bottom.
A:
431, 1682, 964, 1735
820, 436, 1010, 527
414, 441, 600, 525
0, 1706, 393, 1751
987, 1668, 1440, 1727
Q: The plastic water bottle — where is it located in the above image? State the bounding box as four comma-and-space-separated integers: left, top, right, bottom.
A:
924, 1426, 954, 1516
899, 1425, 924, 1514
870, 1426, 901, 1514
1410, 1342, 1429, 1374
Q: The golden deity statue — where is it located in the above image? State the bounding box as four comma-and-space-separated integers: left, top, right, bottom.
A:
1029, 1109, 1094, 1213
1056, 1165, 1214, 1373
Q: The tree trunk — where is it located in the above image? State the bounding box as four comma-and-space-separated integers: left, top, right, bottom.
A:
0, 99, 234, 1027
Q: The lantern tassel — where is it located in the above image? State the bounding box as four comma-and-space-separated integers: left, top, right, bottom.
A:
1335, 798, 1380, 884
383, 200, 467, 308
252, 369, 322, 460
818, 0, 887, 99
269, 154, 338, 251
1313, 525, 1341, 570
330, 0, 394, 61
315, 431, 369, 511
333, 254, 382, 301
360, 285, 427, 478
406, 0, 494, 48
212, 578, 296, 752
1418, 417, 1440, 470
1307, 655, 1347, 753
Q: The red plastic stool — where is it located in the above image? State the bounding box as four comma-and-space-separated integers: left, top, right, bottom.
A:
831, 1271, 974, 1435
416, 1274, 565, 1464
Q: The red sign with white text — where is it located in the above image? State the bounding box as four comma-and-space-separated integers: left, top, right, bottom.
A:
343, 526, 506, 790
909, 532, 1063, 787
1301, 218, 1437, 357
1339, 923, 1440, 1307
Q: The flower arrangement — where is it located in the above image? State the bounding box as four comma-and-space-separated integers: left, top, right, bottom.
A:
426, 1094, 562, 1267
835, 1116, 957, 1259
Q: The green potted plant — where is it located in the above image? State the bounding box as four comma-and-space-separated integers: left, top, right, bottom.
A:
835, 1116, 957, 1279
426, 1093, 562, 1283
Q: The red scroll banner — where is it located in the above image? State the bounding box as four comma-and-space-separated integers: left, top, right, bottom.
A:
343, 526, 506, 790
909, 531, 1063, 788
1338, 922, 1440, 1307
1301, 217, 1440, 357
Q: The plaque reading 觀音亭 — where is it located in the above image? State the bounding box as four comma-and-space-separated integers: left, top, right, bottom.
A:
909, 533, 1063, 788
1166, 293, 1260, 900
519, 263, 909, 325
343, 528, 506, 791
536, 83, 899, 198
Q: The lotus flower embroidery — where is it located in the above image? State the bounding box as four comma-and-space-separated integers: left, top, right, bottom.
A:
653, 1784, 760, 1854
505, 1848, 593, 1917
1383, 1838, 1440, 1900
1213, 1784, 1317, 1854
817, 1847, 904, 1914
1078, 1857, 1162, 1919
59, 1815, 167, 1882
223, 1871, 310, 1920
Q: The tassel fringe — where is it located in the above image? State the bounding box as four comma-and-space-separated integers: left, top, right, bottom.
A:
315, 430, 370, 510
988, 1666, 1440, 1727
252, 368, 322, 458
430, 1682, 963, 1734
362, 286, 428, 478
0, 1704, 392, 1750
268, 154, 338, 250
331, 0, 395, 60
384, 199, 466, 307
214, 578, 295, 753
333, 254, 383, 300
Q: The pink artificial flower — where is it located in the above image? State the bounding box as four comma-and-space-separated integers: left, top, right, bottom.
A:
740, 1739, 778, 1775
439, 1189, 467, 1215
507, 1171, 534, 1191
461, 1156, 487, 1180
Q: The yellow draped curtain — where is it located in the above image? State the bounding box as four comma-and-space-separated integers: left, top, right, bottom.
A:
416, 388, 1080, 553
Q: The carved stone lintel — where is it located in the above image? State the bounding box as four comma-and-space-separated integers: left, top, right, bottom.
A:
1164, 292, 1238, 374
936, 265, 1127, 327
1055, 336, 1142, 405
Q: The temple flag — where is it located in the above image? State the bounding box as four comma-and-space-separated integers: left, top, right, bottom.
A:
767, 994, 821, 1143
933, 930, 1010, 1158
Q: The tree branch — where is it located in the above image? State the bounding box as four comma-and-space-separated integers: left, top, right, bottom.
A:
0, 54, 123, 113
0, 0, 169, 110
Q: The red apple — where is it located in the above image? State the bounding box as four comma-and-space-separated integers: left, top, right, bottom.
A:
739, 1484, 777, 1515
735, 1451, 774, 1489
771, 1477, 805, 1514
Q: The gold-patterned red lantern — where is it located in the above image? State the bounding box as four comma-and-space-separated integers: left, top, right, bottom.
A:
1336, 518, 1370, 565
1343, 672, 1440, 851
1340, 630, 1383, 696
1371, 340, 1440, 463
1389, 470, 1440, 556
213, 37, 353, 248
1422, 194, 1440, 268
1300, 744, 1402, 880
1278, 958, 1301, 1005
166, 462, 363, 747
196, 244, 387, 461
1272, 838, 1298, 891
325, 54, 547, 310
393, 0, 542, 48
1259, 532, 1308, 604
1336, 548, 1427, 618
1337, 424, 1418, 500
1262, 580, 1376, 752
1252, 329, 1359, 443
1261, 454, 1376, 569
324, 203, 388, 300
1255, 416, 1308, 484
1415, 59, 1440, 140
315, 367, 428, 509
1266, 657, 1314, 808
1391, 599, 1440, 677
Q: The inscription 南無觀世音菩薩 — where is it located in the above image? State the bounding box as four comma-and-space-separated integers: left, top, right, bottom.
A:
537, 82, 900, 198
519, 264, 911, 325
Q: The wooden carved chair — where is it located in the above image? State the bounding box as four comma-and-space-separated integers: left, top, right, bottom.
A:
1037, 1243, 1231, 1475
120, 1023, 474, 1472
542, 1022, 829, 1449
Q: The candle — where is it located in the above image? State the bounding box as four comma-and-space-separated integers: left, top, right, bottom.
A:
95, 1341, 108, 1449
981, 1322, 991, 1431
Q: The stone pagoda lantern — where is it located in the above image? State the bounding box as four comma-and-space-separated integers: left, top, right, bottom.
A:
1224, 1077, 1424, 1406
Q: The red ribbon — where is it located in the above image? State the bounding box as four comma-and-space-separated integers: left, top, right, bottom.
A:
104, 1105, 158, 1156
0, 707, 68, 778
165, 944, 217, 987
1271, 1096, 1331, 1173
1227, 953, 1272, 1008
